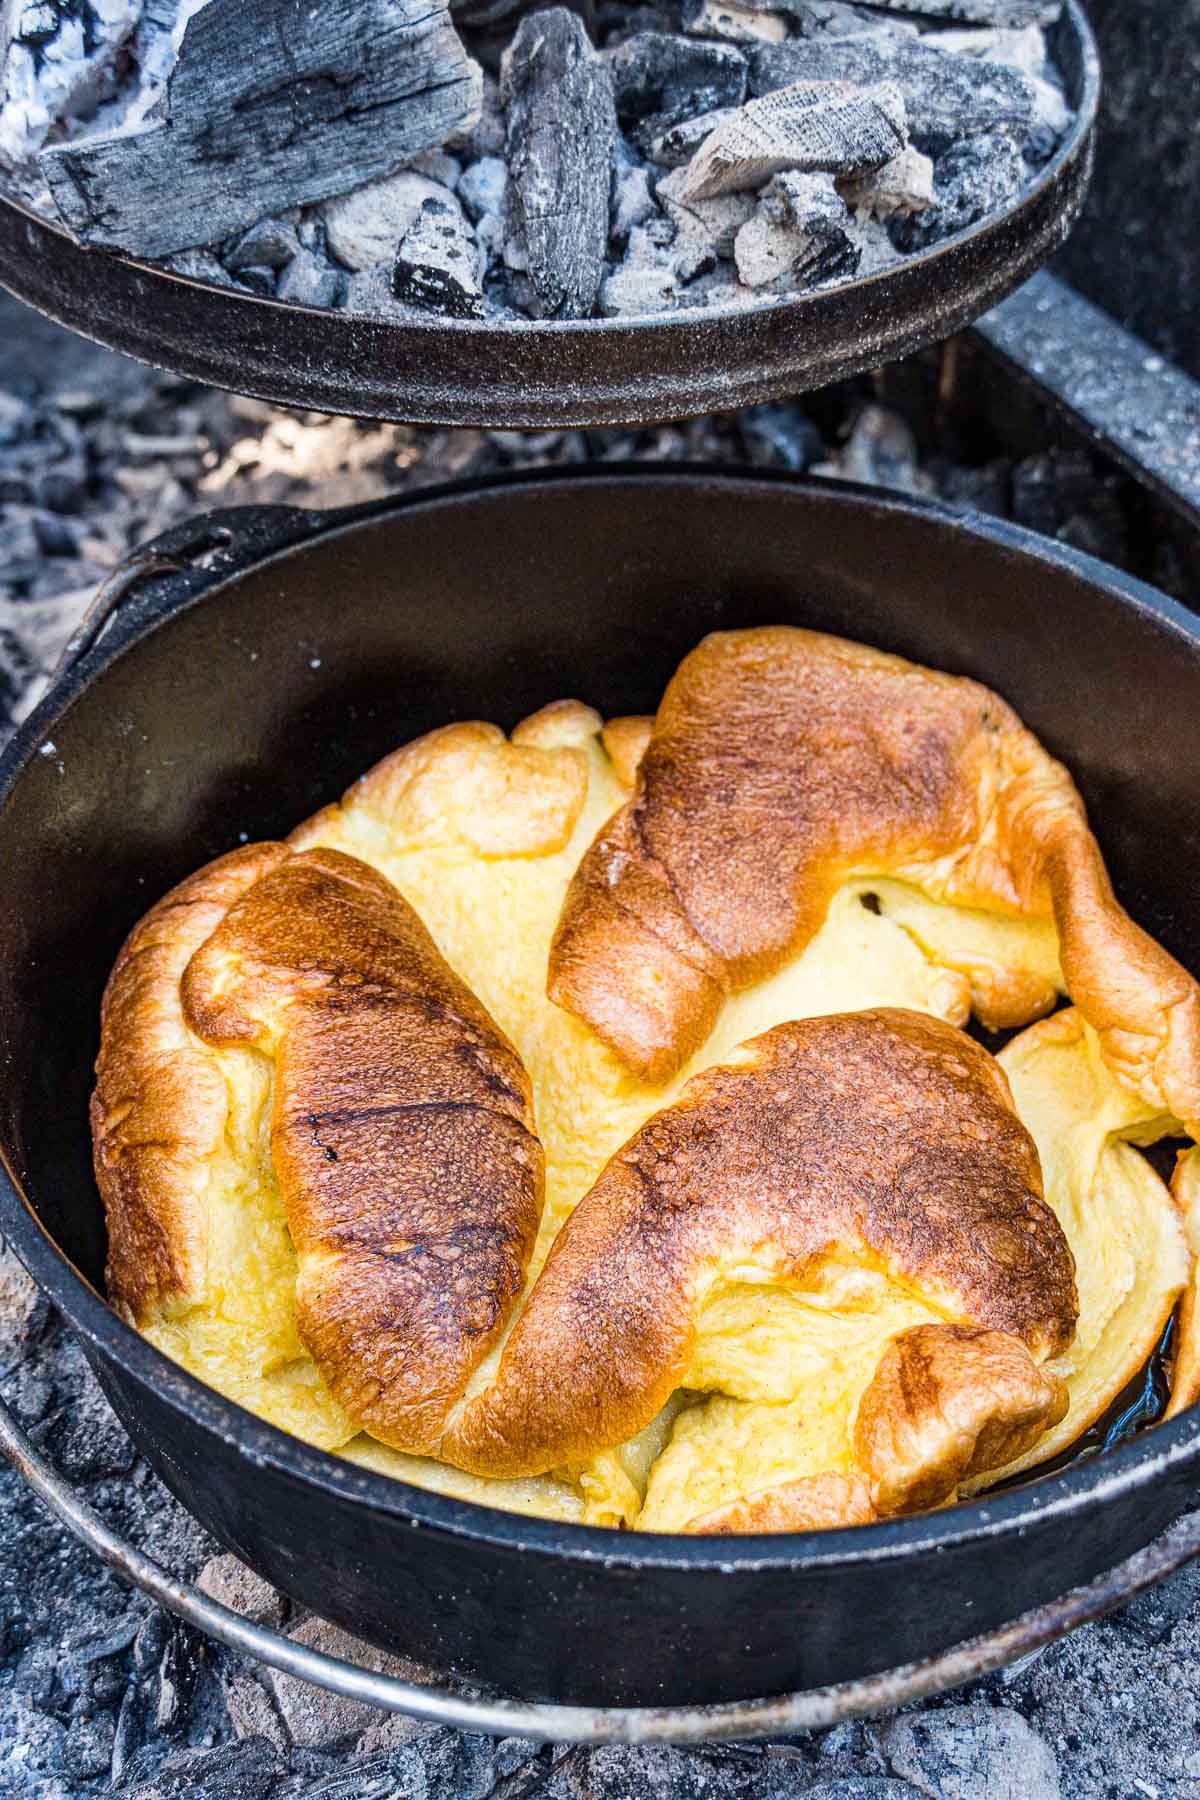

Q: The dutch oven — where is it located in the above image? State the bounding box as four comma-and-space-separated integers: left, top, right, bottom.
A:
1, 468, 1199, 1730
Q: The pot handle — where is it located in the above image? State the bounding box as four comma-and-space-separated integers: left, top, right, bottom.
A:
51, 505, 328, 680
2, 1385, 1199, 1745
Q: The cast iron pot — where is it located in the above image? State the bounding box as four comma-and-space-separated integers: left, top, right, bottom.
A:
2, 467, 1200, 1713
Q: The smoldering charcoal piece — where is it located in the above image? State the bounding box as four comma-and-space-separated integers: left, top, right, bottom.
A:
854, 0, 1060, 23
224, 217, 301, 273
748, 35, 1038, 154
277, 246, 346, 309
392, 194, 485, 317
734, 168, 859, 289
502, 7, 617, 319
37, 0, 483, 259
680, 77, 907, 202
890, 125, 1025, 250
688, 0, 904, 35
607, 32, 747, 142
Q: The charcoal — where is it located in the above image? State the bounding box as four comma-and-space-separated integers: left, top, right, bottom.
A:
116, 1738, 280, 1800
656, 161, 755, 275
854, 0, 1060, 22
322, 170, 456, 272
691, 0, 904, 35
682, 0, 789, 44
840, 141, 933, 217
838, 400, 928, 491
925, 23, 1068, 135
39, 0, 483, 258
276, 247, 345, 309
679, 76, 907, 200
733, 167, 859, 288
224, 217, 299, 273
607, 32, 747, 146
502, 7, 617, 318
392, 194, 485, 317
646, 104, 739, 165
160, 247, 239, 288
889, 124, 1024, 248
748, 34, 1039, 152
0, 0, 140, 165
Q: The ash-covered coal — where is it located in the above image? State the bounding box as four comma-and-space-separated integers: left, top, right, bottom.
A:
0, 0, 1074, 321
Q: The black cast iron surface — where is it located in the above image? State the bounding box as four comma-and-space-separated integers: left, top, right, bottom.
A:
0, 10, 1098, 430
2, 469, 1200, 1711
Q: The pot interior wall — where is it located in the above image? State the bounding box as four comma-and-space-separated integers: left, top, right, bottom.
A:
3, 475, 1199, 1294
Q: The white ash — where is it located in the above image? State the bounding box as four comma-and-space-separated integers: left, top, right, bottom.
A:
611, 137, 658, 245
657, 159, 756, 277
599, 218, 679, 313
276, 247, 346, 311
0, 0, 141, 165
457, 150, 507, 260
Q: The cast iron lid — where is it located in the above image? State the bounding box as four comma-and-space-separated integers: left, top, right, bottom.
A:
0, 466, 1198, 1581
0, 7, 1098, 431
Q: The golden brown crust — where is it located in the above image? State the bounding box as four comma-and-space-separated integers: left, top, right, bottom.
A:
443, 1010, 1077, 1478
548, 627, 1200, 1129
854, 1323, 1069, 1516
1168, 1147, 1200, 1420
92, 843, 288, 1324
177, 846, 544, 1453
685, 1472, 878, 1534
95, 844, 544, 1448
290, 710, 598, 860
601, 715, 653, 789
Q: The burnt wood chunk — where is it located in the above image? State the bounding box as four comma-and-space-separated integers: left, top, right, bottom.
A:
679, 77, 907, 200
38, 0, 482, 259
608, 32, 747, 141
748, 33, 1037, 152
502, 7, 616, 318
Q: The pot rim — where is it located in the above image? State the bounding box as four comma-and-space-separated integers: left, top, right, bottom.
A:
2, 461, 1199, 1577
